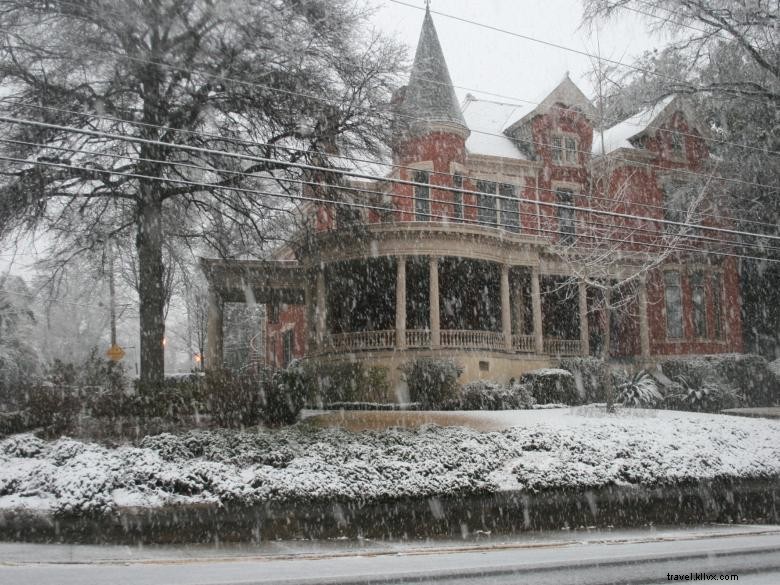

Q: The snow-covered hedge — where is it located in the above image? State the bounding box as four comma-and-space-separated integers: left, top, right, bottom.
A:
458, 381, 535, 410
521, 368, 579, 405
660, 354, 778, 408
1, 410, 778, 515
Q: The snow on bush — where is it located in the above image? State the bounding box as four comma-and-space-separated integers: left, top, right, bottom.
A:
1, 411, 779, 513
617, 371, 662, 408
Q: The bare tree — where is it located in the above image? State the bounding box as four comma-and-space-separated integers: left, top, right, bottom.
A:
0, 0, 405, 385
582, 0, 780, 357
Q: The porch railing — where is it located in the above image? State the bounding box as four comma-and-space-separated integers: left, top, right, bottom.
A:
316, 330, 582, 356
511, 334, 535, 353
324, 329, 394, 351
543, 338, 581, 356
440, 329, 505, 351
405, 329, 431, 348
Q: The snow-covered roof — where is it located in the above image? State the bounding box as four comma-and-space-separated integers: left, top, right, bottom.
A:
505, 74, 597, 133
461, 96, 531, 160
592, 95, 677, 155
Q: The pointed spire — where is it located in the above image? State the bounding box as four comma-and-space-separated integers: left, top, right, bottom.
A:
399, 6, 467, 133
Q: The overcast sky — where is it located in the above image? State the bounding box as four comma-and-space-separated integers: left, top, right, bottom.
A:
1, 1, 662, 278
369, 0, 663, 103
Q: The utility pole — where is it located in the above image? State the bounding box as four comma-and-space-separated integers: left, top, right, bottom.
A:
108, 241, 117, 347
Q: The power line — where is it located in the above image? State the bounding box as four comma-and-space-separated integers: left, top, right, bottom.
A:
2, 41, 776, 195
3, 99, 777, 232
3, 113, 777, 245
388, 0, 777, 108
2, 151, 778, 266
5, 135, 780, 257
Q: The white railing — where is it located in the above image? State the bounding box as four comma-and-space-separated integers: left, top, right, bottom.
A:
324, 330, 395, 351
543, 338, 581, 356
512, 334, 535, 353
440, 329, 506, 351
406, 329, 431, 348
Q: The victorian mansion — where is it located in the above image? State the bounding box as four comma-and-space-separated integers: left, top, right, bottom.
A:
201, 7, 742, 388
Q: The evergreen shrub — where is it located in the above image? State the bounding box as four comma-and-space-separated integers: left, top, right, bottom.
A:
400, 358, 462, 408
617, 370, 662, 408
660, 354, 776, 408
521, 368, 579, 405
458, 380, 536, 410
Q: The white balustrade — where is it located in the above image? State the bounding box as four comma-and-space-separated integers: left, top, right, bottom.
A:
405, 329, 431, 348
511, 334, 535, 353
323, 330, 394, 352
543, 338, 582, 356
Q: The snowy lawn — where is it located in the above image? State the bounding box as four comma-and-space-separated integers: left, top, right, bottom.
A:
1, 407, 779, 515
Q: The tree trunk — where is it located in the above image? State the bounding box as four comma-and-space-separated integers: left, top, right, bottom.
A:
136, 192, 166, 386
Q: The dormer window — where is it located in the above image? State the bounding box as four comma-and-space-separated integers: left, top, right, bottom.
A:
551, 134, 578, 165
670, 131, 684, 158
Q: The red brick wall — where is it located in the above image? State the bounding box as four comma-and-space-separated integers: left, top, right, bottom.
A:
265, 304, 307, 368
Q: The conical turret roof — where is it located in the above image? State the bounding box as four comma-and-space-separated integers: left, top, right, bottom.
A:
399, 7, 467, 131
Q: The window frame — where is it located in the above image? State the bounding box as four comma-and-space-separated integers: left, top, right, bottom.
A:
664, 270, 684, 340
711, 272, 724, 340
555, 188, 576, 244
413, 170, 430, 221
282, 329, 294, 367
691, 271, 708, 338
499, 183, 520, 232
476, 179, 498, 227
452, 174, 464, 222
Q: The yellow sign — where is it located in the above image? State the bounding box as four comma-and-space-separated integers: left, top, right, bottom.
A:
106, 344, 126, 362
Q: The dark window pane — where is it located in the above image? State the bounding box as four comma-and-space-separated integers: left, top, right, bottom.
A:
691, 271, 707, 338
499, 183, 519, 232
664, 271, 683, 339
282, 329, 294, 367
551, 137, 562, 163
413, 170, 430, 221
476, 180, 497, 227
565, 137, 577, 163
556, 188, 576, 244
712, 273, 723, 339
452, 174, 463, 221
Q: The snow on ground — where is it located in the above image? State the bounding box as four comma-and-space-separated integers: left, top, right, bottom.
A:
0, 407, 779, 514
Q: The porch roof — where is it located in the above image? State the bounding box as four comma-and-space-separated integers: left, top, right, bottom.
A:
199, 258, 306, 304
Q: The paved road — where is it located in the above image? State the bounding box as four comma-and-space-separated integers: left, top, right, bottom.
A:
2, 527, 780, 584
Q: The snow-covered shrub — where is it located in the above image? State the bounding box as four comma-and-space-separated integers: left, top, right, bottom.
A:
262, 366, 307, 425
558, 357, 624, 403
664, 372, 742, 413
617, 371, 662, 408
23, 384, 81, 434
299, 361, 390, 406
400, 358, 462, 409
521, 368, 579, 405
45, 347, 127, 393
661, 354, 777, 407
0, 411, 27, 437
770, 358, 780, 379
458, 380, 535, 410
135, 374, 207, 419
0, 433, 45, 457
204, 369, 264, 428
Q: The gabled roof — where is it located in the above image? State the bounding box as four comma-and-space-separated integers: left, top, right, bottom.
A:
592, 95, 705, 155
398, 7, 467, 130
504, 74, 597, 134
461, 95, 530, 160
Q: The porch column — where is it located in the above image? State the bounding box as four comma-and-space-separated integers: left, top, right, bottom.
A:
304, 276, 316, 353
513, 280, 525, 335
206, 287, 224, 369
578, 280, 590, 357
501, 264, 512, 350
396, 256, 407, 350
531, 267, 544, 354
315, 267, 327, 345
429, 256, 440, 347
639, 275, 651, 359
